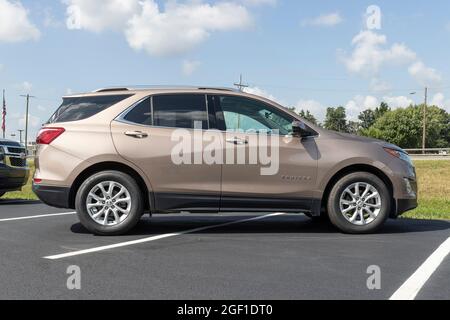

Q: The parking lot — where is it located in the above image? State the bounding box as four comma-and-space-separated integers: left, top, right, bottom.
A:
0, 200, 449, 300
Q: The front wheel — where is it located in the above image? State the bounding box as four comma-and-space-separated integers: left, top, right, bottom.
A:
75, 171, 144, 236
327, 172, 391, 234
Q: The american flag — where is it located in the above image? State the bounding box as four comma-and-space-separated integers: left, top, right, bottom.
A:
1, 90, 6, 138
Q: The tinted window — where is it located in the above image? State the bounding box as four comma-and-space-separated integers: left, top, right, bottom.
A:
153, 94, 208, 129
219, 96, 293, 135
123, 97, 152, 125
48, 95, 132, 123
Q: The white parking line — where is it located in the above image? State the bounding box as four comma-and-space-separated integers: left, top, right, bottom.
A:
44, 213, 287, 260
390, 237, 450, 300
0, 212, 76, 222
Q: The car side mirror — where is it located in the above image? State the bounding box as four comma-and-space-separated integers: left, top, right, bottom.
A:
292, 121, 315, 138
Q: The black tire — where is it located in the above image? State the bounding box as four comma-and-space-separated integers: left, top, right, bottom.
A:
327, 172, 391, 234
75, 171, 144, 236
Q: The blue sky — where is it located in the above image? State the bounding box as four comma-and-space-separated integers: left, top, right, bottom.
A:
1, 0, 450, 141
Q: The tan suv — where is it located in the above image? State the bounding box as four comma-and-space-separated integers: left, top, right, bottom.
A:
33, 87, 417, 235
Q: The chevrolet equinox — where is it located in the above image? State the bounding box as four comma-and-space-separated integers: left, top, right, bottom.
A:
33, 87, 418, 235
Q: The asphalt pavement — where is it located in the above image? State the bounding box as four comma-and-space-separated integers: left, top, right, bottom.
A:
0, 200, 449, 300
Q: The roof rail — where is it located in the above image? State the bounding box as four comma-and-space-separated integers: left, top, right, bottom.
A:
93, 86, 238, 93
94, 87, 130, 93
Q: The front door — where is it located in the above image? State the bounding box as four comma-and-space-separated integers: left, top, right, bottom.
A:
212, 95, 319, 212
111, 94, 222, 212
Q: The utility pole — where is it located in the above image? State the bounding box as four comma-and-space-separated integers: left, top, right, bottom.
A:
18, 130, 24, 145
422, 87, 428, 154
20, 94, 36, 153
234, 74, 249, 92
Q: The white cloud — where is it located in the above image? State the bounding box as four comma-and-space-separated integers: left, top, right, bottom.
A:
430, 93, 450, 112
342, 29, 443, 88
21, 81, 33, 92
408, 61, 442, 87
182, 60, 201, 76
345, 95, 379, 120
344, 94, 414, 120
342, 30, 416, 75
295, 99, 327, 122
43, 7, 62, 28
13, 113, 41, 128
126, 1, 252, 56
240, 0, 277, 6
0, 0, 40, 42
370, 78, 391, 92
382, 95, 414, 109
65, 0, 140, 32
244, 87, 280, 103
64, 0, 270, 57
302, 12, 343, 27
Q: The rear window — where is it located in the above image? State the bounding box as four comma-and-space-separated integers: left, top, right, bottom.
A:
48, 94, 133, 123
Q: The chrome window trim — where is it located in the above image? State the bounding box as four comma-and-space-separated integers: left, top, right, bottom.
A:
115, 96, 152, 127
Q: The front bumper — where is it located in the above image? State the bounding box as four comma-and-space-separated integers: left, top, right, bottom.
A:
0, 164, 29, 192
397, 198, 418, 216
32, 183, 71, 209
393, 177, 418, 217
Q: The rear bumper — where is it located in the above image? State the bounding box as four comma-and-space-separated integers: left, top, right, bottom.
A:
32, 183, 71, 209
0, 164, 29, 192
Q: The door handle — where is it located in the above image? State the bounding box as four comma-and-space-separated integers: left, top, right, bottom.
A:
226, 137, 248, 145
125, 131, 148, 139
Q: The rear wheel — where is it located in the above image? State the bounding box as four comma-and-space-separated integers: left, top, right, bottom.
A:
75, 171, 144, 236
327, 172, 390, 234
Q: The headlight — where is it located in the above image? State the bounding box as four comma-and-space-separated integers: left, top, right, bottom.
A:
384, 147, 413, 166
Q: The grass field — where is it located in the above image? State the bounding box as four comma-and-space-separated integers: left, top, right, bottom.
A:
3, 160, 450, 220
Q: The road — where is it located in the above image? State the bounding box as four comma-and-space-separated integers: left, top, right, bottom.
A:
0, 200, 449, 300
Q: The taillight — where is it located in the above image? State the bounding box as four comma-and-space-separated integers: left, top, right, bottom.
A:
36, 127, 65, 145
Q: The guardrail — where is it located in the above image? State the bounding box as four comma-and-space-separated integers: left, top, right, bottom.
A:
404, 148, 450, 155
404, 148, 450, 160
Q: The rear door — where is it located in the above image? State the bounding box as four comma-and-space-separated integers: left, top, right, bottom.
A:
111, 94, 222, 212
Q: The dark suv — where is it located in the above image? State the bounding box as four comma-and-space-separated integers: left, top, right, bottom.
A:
0, 139, 29, 197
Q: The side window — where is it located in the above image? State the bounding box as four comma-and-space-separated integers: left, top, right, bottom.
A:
153, 94, 208, 129
123, 97, 152, 125
219, 96, 293, 135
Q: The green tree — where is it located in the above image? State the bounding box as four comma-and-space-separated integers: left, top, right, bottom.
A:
358, 109, 376, 130
298, 109, 318, 125
358, 102, 391, 131
361, 105, 449, 148
324, 106, 348, 132
286, 107, 297, 113
375, 102, 391, 119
